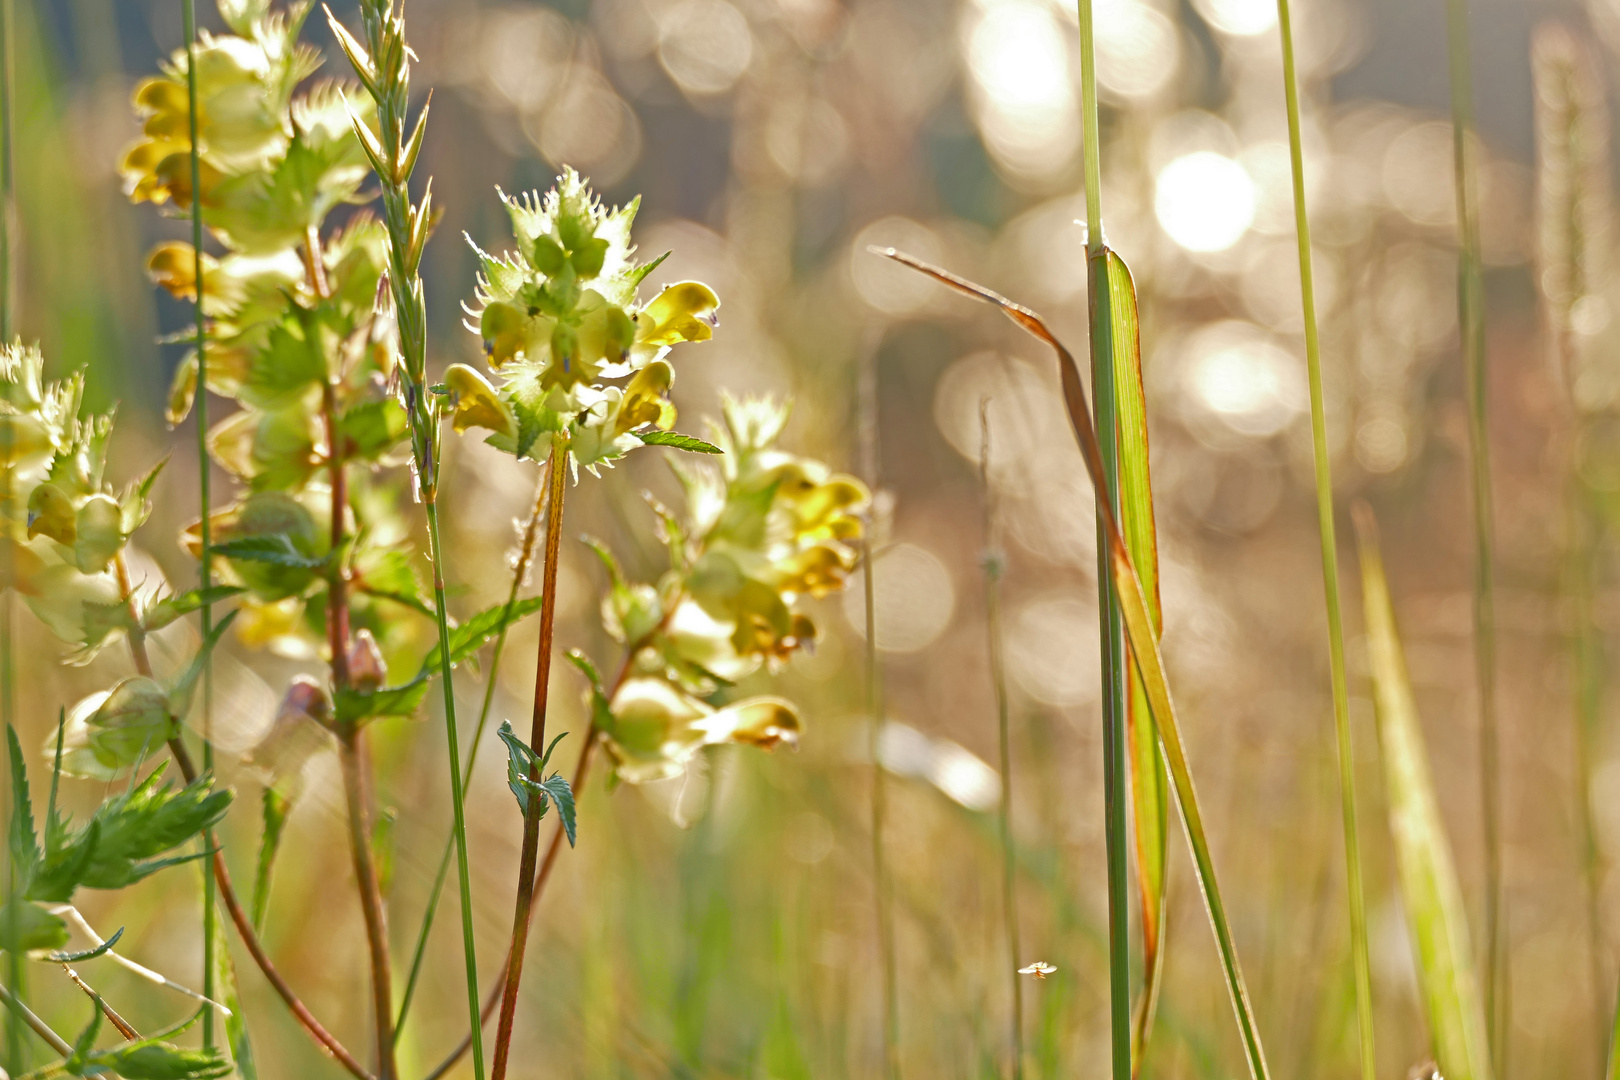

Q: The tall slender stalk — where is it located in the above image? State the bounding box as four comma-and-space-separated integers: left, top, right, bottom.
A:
858, 337, 900, 1080
1075, 1, 1131, 1075
489, 435, 569, 1080
0, 0, 19, 1069
328, 5, 484, 1072
1441, 0, 1504, 1060
1272, 3, 1374, 1077
396, 469, 550, 1040
179, 0, 217, 1050
979, 404, 1022, 1080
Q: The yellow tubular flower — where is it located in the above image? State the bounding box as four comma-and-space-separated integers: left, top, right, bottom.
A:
443, 364, 518, 438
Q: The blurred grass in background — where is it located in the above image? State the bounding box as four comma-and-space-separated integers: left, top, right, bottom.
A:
9, 0, 1620, 1074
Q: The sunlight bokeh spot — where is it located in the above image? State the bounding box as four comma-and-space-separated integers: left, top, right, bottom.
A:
842, 542, 956, 653
659, 0, 754, 95
1155, 151, 1257, 252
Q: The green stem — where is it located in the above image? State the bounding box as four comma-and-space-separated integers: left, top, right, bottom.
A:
0, 0, 18, 1069
979, 407, 1023, 1080
423, 495, 485, 1080
1076, 1, 1130, 1074
395, 470, 550, 1041
1442, 0, 1503, 1062
179, 0, 217, 1050
1273, 3, 1374, 1077
858, 341, 900, 1080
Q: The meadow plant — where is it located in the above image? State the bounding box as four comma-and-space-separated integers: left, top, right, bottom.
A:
0, 1, 867, 1077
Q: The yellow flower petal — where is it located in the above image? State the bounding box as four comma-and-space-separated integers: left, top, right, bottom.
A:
443, 363, 518, 438
636, 281, 720, 351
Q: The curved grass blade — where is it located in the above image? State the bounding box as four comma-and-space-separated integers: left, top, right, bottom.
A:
1273, 2, 1375, 1075
1094, 250, 1170, 1073
874, 247, 1272, 1080
1353, 505, 1492, 1080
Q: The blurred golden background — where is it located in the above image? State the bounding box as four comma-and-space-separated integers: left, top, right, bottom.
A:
8, 0, 1620, 1075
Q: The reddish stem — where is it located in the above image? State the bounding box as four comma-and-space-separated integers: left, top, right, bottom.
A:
489, 437, 569, 1080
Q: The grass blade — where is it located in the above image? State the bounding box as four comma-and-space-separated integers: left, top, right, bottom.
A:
1273, 2, 1375, 1076
0, 0, 18, 1069
875, 248, 1273, 1080
1353, 505, 1492, 1080
1094, 250, 1170, 1072
1442, 0, 1504, 1055
1076, 0, 1131, 1068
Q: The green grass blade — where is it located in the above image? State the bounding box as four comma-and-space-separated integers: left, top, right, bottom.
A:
1353, 505, 1493, 1080
1273, 2, 1375, 1076
874, 248, 1272, 1080
1608, 969, 1620, 1080
1442, 0, 1504, 1055
1076, 0, 1131, 1066
209, 891, 257, 1080
1097, 251, 1170, 1073
252, 789, 289, 934
0, 0, 19, 1070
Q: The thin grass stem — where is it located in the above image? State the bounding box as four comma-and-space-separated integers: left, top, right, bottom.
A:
1272, 3, 1374, 1077
1441, 0, 1504, 1061
858, 336, 900, 1080
179, 0, 216, 1049
395, 469, 550, 1040
1075, 2, 1131, 1074
979, 404, 1023, 1080
0, 0, 18, 1068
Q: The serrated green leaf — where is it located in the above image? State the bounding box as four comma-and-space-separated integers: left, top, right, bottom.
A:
7, 726, 39, 883
636, 430, 722, 454
212, 534, 329, 569
34, 769, 232, 898
332, 680, 429, 727
539, 773, 576, 847
418, 595, 546, 679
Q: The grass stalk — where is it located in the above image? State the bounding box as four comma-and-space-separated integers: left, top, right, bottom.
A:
1075, 2, 1132, 1075
1530, 24, 1612, 1065
179, 0, 218, 1052
489, 434, 570, 1080
1441, 0, 1504, 1058
978, 404, 1023, 1079
1272, 3, 1375, 1077
859, 338, 900, 1080
878, 248, 1273, 1079
395, 469, 550, 1040
0, 0, 18, 1069
329, 4, 484, 1070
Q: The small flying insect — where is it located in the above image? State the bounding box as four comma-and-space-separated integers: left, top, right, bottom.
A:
1017, 962, 1057, 980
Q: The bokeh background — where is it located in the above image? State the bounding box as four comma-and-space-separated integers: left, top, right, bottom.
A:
10, 0, 1620, 1074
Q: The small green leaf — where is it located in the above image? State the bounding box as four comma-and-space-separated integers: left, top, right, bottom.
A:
418, 595, 546, 679
7, 725, 39, 884
332, 680, 429, 727
539, 773, 576, 847
143, 586, 245, 633
212, 534, 329, 569
253, 788, 291, 934
48, 925, 123, 963
636, 430, 722, 454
